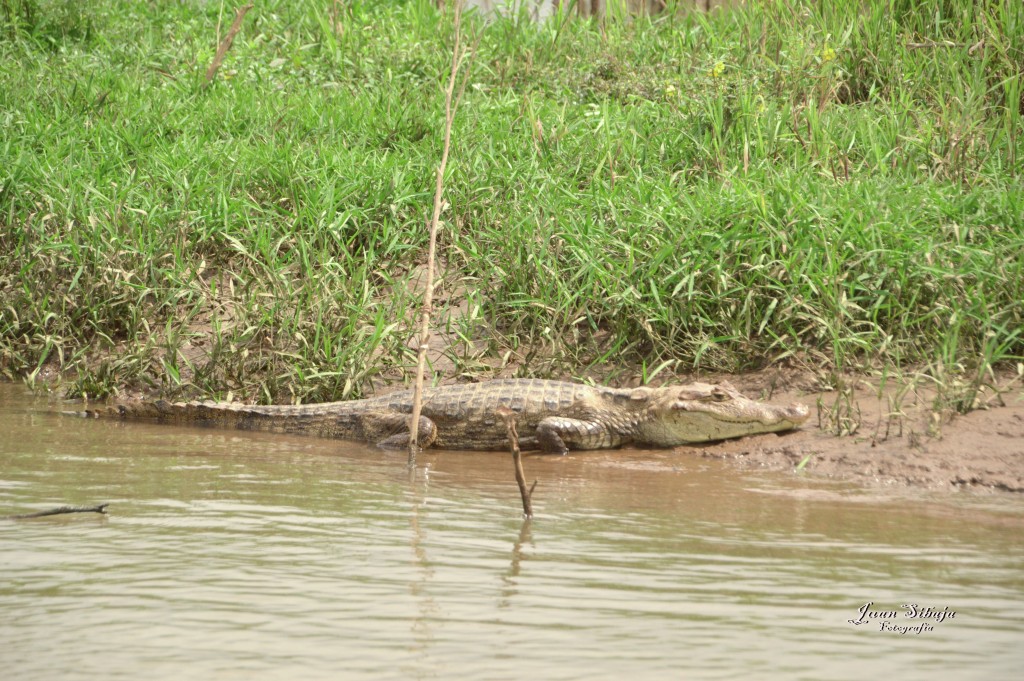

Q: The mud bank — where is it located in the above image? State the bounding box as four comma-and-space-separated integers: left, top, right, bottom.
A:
697, 374, 1024, 493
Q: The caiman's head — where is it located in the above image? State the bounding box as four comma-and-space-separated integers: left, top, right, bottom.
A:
631, 381, 810, 445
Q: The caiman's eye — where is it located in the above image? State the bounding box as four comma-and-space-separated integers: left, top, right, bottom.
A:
710, 389, 731, 402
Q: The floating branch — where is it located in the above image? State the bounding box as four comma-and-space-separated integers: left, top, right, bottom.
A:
6, 504, 109, 520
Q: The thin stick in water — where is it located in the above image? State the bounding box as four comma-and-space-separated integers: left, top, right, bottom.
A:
497, 407, 534, 518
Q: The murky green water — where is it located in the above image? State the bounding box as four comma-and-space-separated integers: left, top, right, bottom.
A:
1, 383, 1022, 680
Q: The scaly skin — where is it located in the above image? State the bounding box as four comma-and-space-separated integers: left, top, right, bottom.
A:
73, 378, 810, 454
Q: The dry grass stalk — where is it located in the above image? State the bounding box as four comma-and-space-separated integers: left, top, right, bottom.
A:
204, 4, 253, 86
408, 1, 472, 464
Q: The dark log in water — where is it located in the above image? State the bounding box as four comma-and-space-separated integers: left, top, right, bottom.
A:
6, 504, 109, 520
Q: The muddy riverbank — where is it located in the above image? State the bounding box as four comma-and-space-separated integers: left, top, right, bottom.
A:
697, 371, 1024, 493
19, 364, 1024, 494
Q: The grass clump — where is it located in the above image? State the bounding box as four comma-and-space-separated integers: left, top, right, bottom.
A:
0, 0, 1022, 402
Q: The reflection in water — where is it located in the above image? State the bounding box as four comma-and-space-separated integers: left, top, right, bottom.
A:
1, 383, 1023, 680
408, 476, 438, 675
500, 519, 533, 609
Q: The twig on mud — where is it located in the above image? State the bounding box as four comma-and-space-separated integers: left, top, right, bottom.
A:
204, 4, 253, 87
6, 504, 109, 520
409, 1, 475, 465
497, 407, 535, 518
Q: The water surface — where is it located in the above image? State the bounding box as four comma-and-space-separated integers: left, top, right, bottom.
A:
1, 383, 1021, 680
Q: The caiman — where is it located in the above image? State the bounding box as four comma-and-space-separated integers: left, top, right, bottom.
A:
72, 379, 810, 454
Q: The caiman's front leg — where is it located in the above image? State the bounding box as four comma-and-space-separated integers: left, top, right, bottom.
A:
535, 416, 621, 455
365, 413, 438, 450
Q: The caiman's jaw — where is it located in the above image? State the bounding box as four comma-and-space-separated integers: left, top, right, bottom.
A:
640, 381, 810, 445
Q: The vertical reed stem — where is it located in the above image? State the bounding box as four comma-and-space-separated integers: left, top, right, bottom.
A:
409, 2, 466, 465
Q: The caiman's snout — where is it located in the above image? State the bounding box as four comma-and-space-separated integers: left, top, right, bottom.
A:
659, 383, 813, 443
779, 403, 810, 426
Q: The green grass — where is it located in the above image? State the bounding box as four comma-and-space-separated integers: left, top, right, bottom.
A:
1, 0, 1022, 402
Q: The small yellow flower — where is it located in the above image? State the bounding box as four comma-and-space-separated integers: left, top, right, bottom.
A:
821, 46, 836, 62
663, 84, 677, 96
710, 61, 725, 79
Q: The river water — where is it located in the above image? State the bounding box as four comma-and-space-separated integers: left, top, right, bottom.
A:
1, 383, 1021, 680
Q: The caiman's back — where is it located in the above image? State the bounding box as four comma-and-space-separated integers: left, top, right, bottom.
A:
78, 379, 603, 450
409, 379, 598, 449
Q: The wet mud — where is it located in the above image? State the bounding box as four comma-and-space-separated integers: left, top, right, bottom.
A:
697, 372, 1024, 493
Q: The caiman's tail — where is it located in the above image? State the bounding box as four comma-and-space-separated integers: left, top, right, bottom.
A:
65, 400, 334, 435
67, 398, 419, 447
